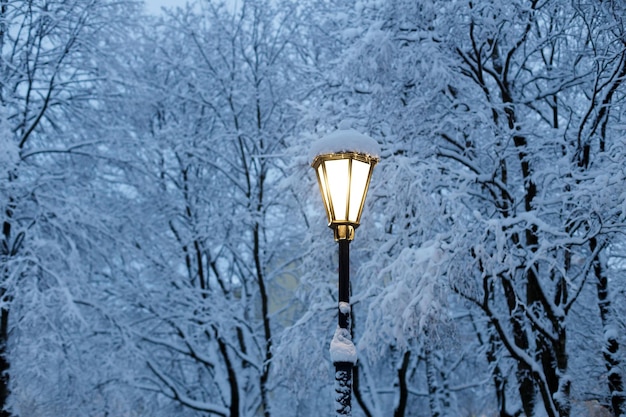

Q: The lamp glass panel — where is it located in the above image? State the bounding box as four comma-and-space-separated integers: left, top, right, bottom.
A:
317, 165, 331, 220
348, 159, 371, 223
324, 158, 350, 222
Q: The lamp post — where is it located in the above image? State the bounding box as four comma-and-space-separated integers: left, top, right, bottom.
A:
310, 129, 380, 416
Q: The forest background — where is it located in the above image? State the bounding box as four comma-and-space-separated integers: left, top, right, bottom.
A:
1, 0, 625, 416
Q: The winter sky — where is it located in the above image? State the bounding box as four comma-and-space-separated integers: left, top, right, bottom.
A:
144, 0, 188, 15
144, 0, 239, 15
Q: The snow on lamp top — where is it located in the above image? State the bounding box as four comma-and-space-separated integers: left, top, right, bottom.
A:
309, 128, 381, 161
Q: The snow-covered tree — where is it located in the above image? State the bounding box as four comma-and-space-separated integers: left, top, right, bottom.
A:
0, 0, 154, 416
99, 1, 309, 416
0, 1, 146, 415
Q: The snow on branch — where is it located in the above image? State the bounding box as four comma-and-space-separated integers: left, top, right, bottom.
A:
359, 240, 447, 356
146, 359, 229, 416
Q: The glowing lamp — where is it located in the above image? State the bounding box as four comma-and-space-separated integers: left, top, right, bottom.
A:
310, 129, 380, 241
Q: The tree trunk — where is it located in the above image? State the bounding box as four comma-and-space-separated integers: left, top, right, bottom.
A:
254, 224, 272, 417
0, 215, 11, 417
425, 349, 441, 417
484, 324, 518, 417
393, 351, 411, 417
217, 335, 239, 417
0, 307, 9, 417
590, 238, 625, 416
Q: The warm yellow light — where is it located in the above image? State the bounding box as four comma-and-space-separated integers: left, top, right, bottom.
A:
348, 159, 370, 222
325, 158, 349, 222
311, 152, 378, 240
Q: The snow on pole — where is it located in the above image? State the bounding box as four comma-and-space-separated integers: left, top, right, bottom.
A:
330, 326, 357, 365
334, 365, 352, 416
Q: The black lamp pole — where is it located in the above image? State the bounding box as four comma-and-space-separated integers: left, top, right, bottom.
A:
310, 129, 380, 416
335, 237, 352, 415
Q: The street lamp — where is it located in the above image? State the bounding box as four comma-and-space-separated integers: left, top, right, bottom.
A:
310, 129, 380, 416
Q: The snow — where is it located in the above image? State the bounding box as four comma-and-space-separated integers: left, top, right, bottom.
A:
0, 108, 18, 169
604, 324, 619, 341
339, 301, 351, 315
309, 129, 381, 161
329, 327, 357, 364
